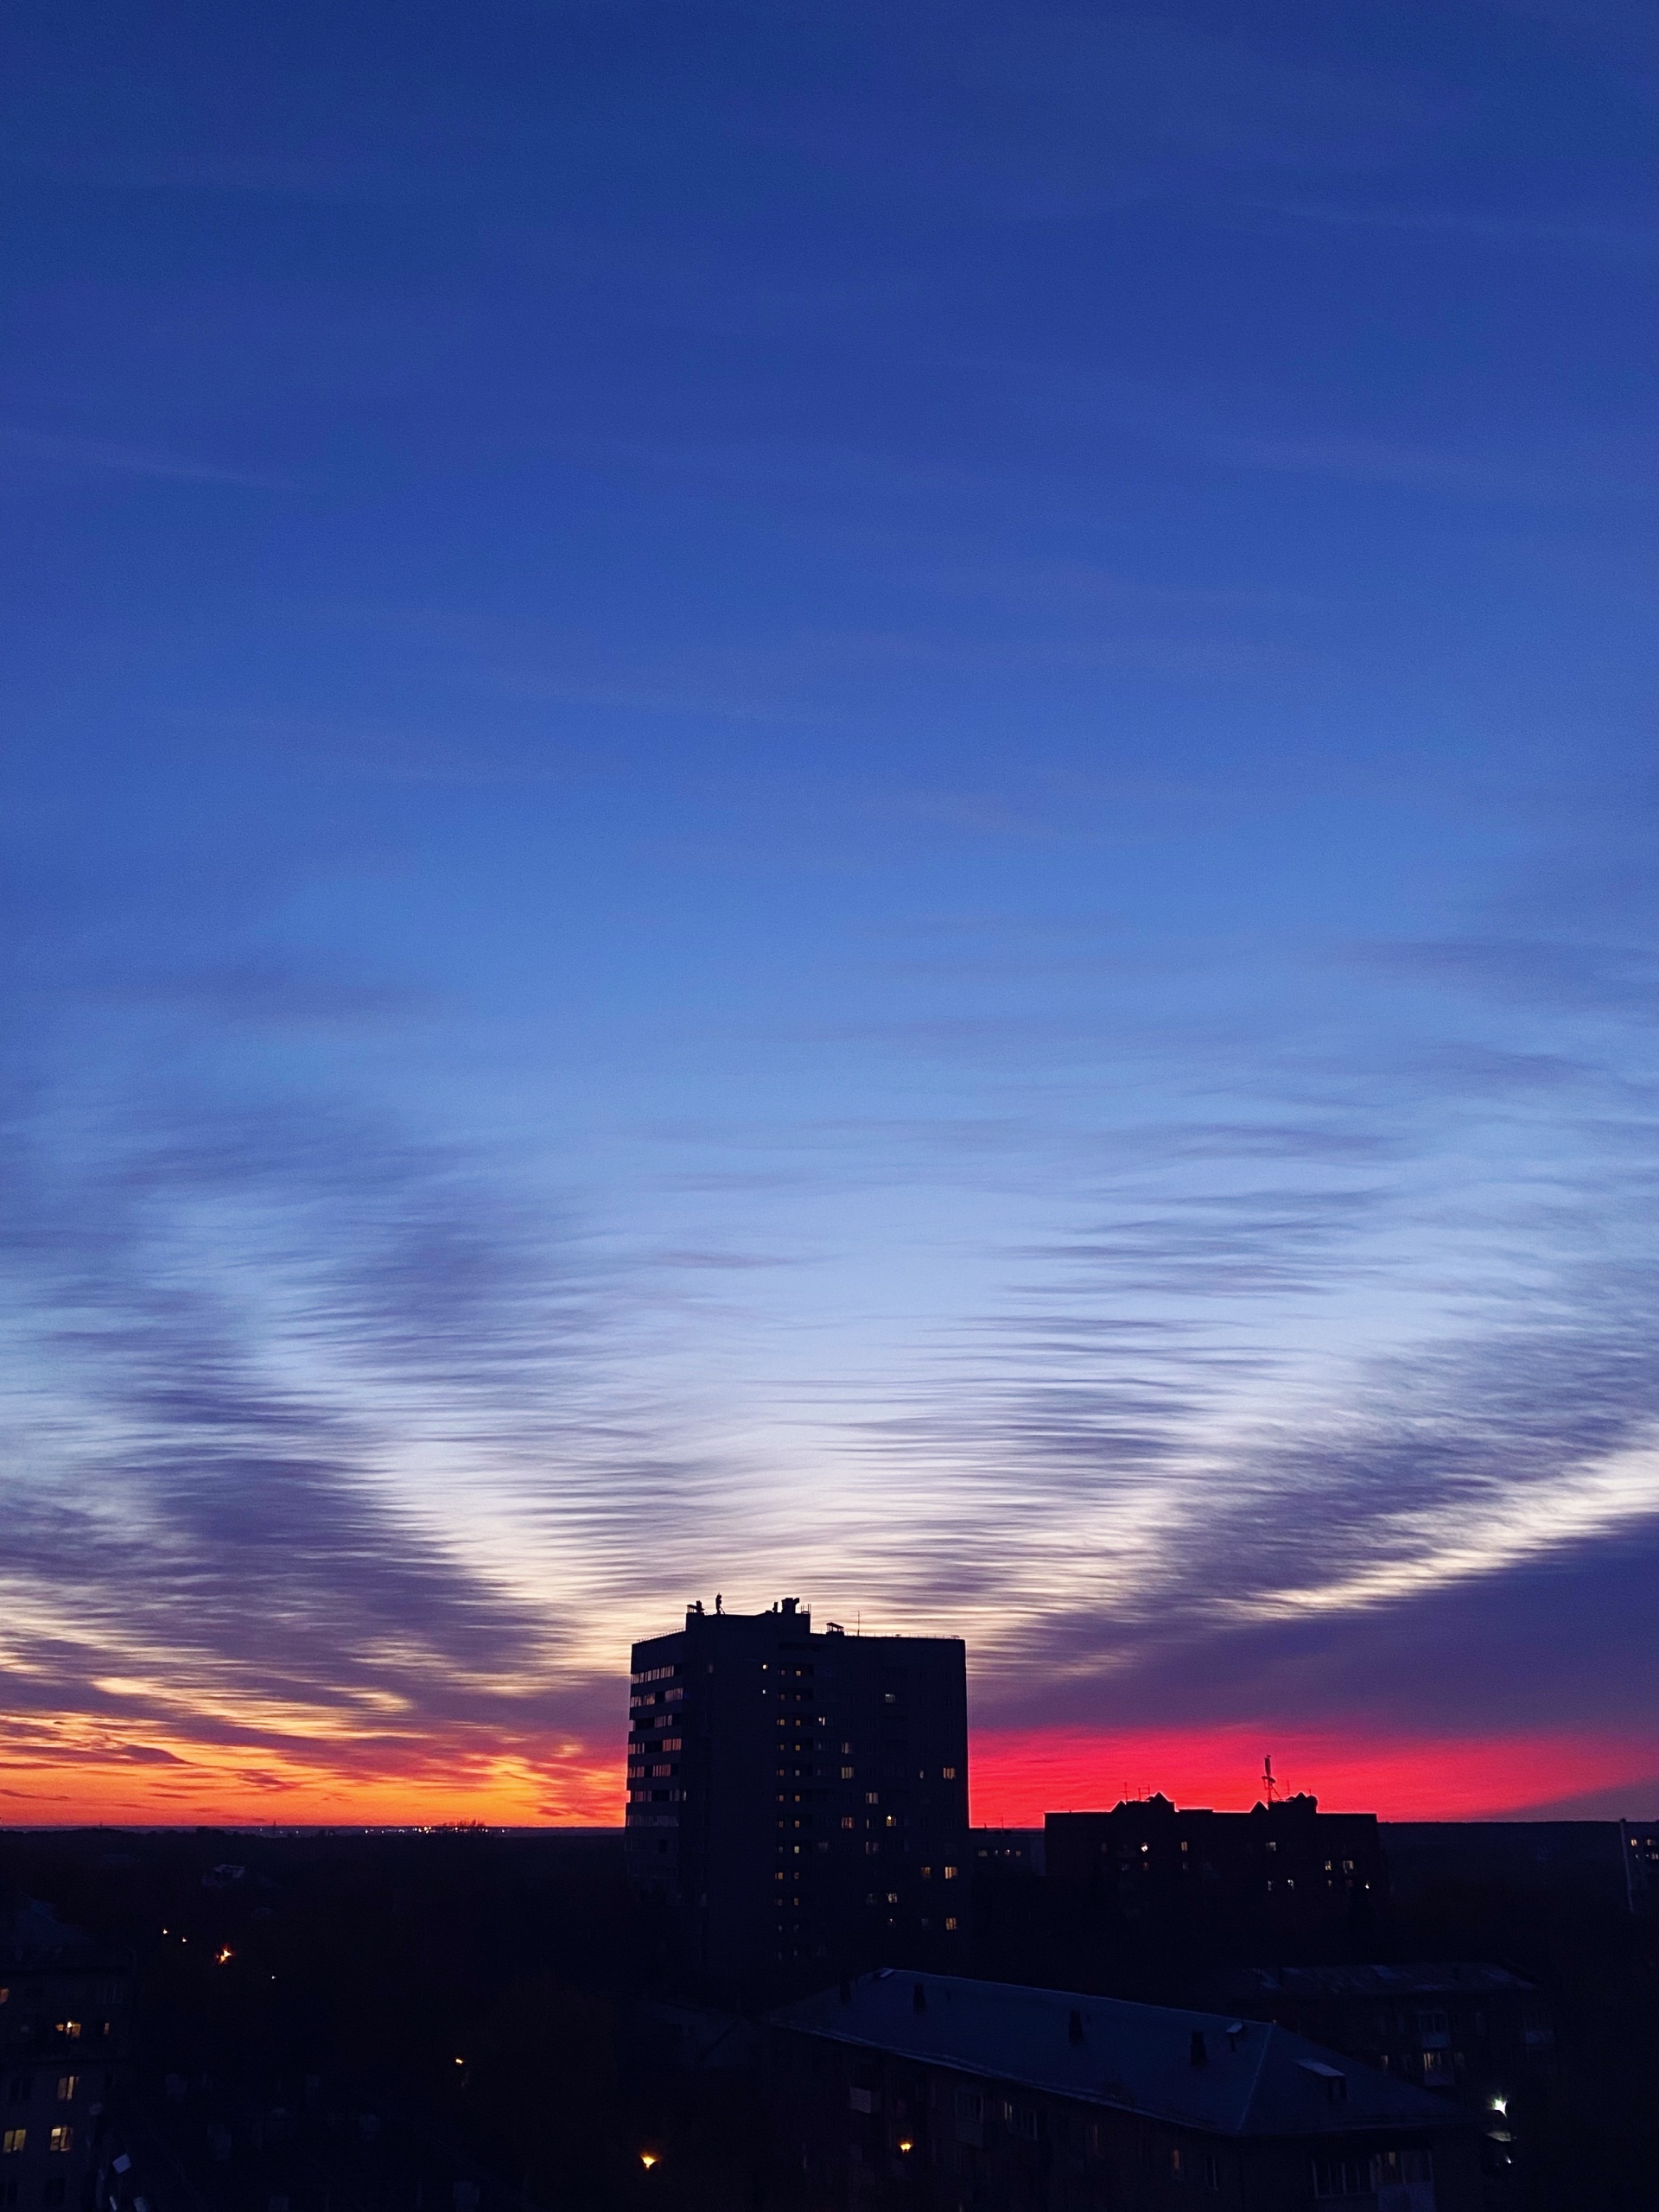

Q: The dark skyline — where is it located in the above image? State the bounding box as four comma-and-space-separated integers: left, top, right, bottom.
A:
4, 0, 1659, 1825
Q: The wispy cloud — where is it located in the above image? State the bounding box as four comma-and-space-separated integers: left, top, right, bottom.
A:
2, 426, 297, 491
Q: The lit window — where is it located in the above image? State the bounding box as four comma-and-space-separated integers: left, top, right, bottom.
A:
943, 1865, 958, 1880
944, 1916, 958, 1930
53, 2024, 81, 2042
941, 1766, 957, 1779
920, 1866, 932, 1878
866, 1792, 880, 1804
886, 1891, 899, 1904
48, 2128, 73, 2156
2, 2132, 24, 2156
55, 2081, 78, 2104
841, 1816, 855, 1829
841, 1766, 855, 1780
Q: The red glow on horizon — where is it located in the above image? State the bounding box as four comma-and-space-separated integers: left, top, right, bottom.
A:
969, 1725, 1656, 1824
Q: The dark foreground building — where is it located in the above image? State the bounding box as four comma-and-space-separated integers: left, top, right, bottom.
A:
626, 1599, 969, 1992
1381, 1820, 1654, 1918
1208, 1963, 1553, 2106
770, 1970, 1478, 2211
1046, 1794, 1385, 1935
0, 1901, 129, 2212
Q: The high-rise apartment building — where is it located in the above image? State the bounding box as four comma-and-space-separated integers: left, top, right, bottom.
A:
625, 1599, 969, 1993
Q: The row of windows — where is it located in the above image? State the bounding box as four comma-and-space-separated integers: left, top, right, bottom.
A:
0, 2130, 73, 2157
627, 1685, 684, 1712
1312, 2150, 1432, 2198
631, 1664, 681, 1685
3, 2087, 76, 2109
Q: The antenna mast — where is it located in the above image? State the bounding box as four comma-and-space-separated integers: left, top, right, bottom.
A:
1262, 1752, 1276, 1805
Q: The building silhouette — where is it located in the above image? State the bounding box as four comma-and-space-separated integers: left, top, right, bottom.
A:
626, 1598, 969, 1993
0, 1899, 130, 2212
1045, 1792, 1385, 1936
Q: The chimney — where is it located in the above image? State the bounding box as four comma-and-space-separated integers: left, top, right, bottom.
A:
1189, 2031, 1208, 2067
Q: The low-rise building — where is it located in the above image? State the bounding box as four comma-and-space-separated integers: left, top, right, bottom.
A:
969, 1832, 1045, 1877
1045, 1794, 1385, 1938
769, 1969, 1480, 2211
1206, 1964, 1551, 2105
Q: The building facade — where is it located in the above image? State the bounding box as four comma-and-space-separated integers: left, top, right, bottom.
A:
1045, 1794, 1385, 1936
626, 1599, 969, 1993
1208, 1964, 1551, 2105
0, 1903, 129, 2212
769, 1971, 1481, 2212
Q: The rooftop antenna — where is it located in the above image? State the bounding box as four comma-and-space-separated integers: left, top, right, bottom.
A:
1262, 1753, 1277, 1805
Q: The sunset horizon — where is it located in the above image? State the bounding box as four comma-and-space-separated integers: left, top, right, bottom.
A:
8, 0, 1659, 1860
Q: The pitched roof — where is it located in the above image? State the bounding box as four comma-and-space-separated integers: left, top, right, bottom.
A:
770, 1971, 1462, 2139
0, 1897, 97, 1967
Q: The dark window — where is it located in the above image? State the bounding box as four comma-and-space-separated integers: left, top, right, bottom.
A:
1311, 2157, 1370, 2198
1373, 2149, 1433, 2187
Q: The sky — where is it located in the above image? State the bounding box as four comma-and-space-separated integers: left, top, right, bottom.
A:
4, 0, 1659, 1827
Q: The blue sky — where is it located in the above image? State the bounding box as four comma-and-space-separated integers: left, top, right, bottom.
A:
5, 0, 1659, 1820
